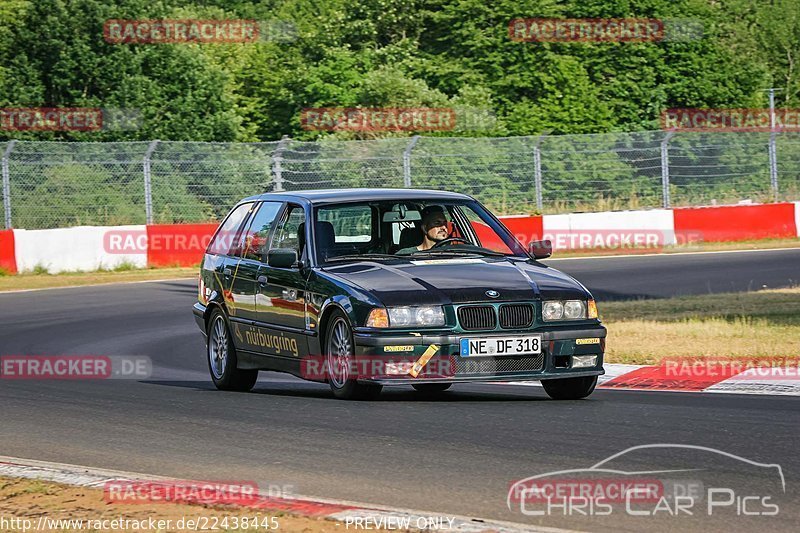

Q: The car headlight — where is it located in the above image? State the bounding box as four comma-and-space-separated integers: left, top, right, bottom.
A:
389, 306, 445, 327
542, 300, 589, 321
564, 300, 586, 319
542, 301, 564, 321
367, 306, 445, 328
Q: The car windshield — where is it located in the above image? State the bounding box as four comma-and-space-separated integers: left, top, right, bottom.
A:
313, 199, 527, 263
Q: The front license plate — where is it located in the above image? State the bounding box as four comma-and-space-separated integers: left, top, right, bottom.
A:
459, 336, 541, 357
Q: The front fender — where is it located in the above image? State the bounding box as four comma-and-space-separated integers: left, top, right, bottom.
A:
311, 269, 385, 330
317, 295, 356, 334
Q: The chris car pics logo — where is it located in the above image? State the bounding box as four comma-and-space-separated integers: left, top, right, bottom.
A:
508, 444, 784, 518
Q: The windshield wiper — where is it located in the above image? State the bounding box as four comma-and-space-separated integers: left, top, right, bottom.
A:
408, 248, 505, 258
325, 253, 399, 263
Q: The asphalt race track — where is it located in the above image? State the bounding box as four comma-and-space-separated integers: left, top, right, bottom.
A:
1, 248, 799, 532
547, 247, 800, 300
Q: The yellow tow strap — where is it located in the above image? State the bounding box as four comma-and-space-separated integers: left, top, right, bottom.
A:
408, 344, 440, 378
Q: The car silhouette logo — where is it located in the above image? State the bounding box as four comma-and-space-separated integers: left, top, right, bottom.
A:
486, 290, 500, 298
507, 443, 786, 514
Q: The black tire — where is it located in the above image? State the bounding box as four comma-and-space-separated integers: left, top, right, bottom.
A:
324, 309, 382, 400
412, 383, 452, 393
542, 376, 597, 400
207, 308, 258, 392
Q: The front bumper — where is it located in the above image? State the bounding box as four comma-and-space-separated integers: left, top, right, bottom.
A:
352, 325, 606, 384
367, 369, 604, 386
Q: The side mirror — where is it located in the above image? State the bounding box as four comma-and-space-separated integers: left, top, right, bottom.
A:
528, 239, 552, 259
267, 248, 300, 269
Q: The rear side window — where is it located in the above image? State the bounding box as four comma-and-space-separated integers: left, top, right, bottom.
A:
207, 202, 253, 255
272, 205, 307, 254
240, 201, 283, 261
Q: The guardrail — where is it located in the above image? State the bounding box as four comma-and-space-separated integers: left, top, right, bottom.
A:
1, 131, 799, 229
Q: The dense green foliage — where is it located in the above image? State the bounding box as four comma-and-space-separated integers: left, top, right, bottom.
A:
0, 0, 797, 141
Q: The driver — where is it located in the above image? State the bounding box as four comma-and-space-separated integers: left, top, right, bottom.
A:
397, 205, 450, 254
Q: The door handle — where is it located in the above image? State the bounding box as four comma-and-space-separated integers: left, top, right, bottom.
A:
257, 275, 268, 286
223, 268, 232, 276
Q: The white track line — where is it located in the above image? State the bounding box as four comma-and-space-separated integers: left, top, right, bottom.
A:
0, 276, 195, 294
0, 455, 577, 533
545, 246, 800, 261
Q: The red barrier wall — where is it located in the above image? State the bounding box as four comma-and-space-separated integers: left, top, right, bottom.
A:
499, 216, 544, 246
469, 216, 544, 251
146, 224, 217, 267
0, 229, 17, 274
673, 204, 797, 242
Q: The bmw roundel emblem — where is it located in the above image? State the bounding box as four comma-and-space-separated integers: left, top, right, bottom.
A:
486, 290, 500, 299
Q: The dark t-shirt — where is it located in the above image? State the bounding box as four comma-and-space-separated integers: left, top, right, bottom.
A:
396, 246, 420, 255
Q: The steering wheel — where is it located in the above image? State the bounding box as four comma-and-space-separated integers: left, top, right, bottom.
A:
431, 237, 469, 249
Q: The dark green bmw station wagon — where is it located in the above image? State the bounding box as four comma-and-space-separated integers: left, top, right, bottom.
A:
193, 189, 606, 400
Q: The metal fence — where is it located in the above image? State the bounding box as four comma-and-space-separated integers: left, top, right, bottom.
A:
2, 130, 799, 229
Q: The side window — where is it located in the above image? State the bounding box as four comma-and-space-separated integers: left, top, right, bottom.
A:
457, 205, 514, 254
207, 202, 253, 256
272, 205, 307, 256
240, 201, 283, 261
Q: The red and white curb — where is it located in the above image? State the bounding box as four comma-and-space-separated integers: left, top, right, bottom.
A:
0, 456, 571, 533
503, 363, 800, 396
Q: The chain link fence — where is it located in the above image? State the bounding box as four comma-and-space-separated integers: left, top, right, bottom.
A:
2, 131, 798, 229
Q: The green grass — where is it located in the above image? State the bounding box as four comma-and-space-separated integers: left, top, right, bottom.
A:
21, 480, 55, 495
96, 260, 140, 273
31, 264, 50, 275
114, 261, 140, 272
0, 266, 197, 291
601, 287, 800, 364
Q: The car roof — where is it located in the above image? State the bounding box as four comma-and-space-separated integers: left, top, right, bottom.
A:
241, 188, 473, 205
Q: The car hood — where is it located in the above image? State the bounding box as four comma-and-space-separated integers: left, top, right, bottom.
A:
321, 257, 590, 306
